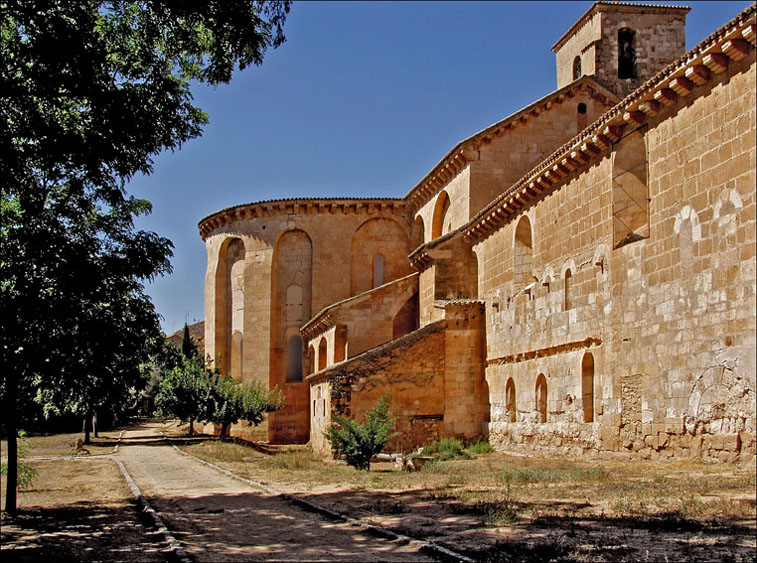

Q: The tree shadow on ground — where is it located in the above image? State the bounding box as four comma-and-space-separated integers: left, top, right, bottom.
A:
0, 501, 168, 563
147, 490, 434, 562
291, 487, 756, 563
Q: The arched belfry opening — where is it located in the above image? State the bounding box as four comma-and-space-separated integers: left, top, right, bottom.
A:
618, 28, 636, 79
573, 56, 582, 80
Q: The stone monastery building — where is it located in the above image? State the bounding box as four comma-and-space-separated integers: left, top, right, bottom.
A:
200, 2, 756, 461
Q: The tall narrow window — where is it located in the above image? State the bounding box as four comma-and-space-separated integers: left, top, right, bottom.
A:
373, 255, 385, 288
505, 378, 517, 423
582, 352, 595, 422
412, 215, 425, 249
513, 216, 533, 289
577, 102, 588, 131
564, 269, 572, 310
612, 130, 649, 247
286, 334, 303, 382
573, 56, 582, 80
618, 29, 636, 79
535, 374, 548, 423
317, 337, 327, 371
432, 191, 451, 239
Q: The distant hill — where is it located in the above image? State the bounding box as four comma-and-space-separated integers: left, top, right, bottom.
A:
167, 320, 205, 355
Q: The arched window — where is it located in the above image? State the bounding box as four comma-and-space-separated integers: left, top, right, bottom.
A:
372, 255, 385, 288
582, 352, 594, 422
317, 337, 327, 371
432, 191, 451, 239
307, 345, 315, 375
564, 268, 572, 310
286, 334, 303, 382
535, 374, 547, 423
514, 216, 533, 289
505, 378, 517, 423
573, 56, 582, 80
618, 28, 636, 79
612, 130, 649, 247
412, 215, 425, 249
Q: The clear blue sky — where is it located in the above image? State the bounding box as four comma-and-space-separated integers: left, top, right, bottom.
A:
127, 1, 754, 335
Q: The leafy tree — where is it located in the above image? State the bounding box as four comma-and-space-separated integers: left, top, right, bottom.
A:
207, 373, 283, 440
154, 353, 213, 435
325, 393, 396, 470
1, 1, 290, 514
0, 430, 37, 493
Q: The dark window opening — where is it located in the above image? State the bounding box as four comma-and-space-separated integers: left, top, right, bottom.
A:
618, 29, 636, 79
573, 56, 582, 80
577, 103, 587, 114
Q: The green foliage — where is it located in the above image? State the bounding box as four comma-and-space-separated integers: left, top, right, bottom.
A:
181, 323, 198, 359
0, 0, 290, 512
422, 438, 471, 461
502, 465, 609, 484
154, 354, 214, 433
325, 393, 396, 471
465, 440, 495, 455
0, 431, 38, 492
206, 373, 283, 439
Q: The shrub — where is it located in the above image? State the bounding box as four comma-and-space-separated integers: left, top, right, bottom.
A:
1, 430, 38, 491
325, 393, 395, 470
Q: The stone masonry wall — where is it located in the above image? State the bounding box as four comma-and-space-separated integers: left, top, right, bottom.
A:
478, 50, 756, 461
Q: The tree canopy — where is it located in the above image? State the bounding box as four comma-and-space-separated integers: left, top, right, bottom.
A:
1, 0, 290, 513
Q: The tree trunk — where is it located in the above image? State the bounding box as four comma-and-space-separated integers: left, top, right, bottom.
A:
92, 412, 98, 438
189, 417, 194, 436
220, 422, 230, 441
83, 414, 91, 445
4, 373, 18, 514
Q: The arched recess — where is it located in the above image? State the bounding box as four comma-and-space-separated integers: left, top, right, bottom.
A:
392, 293, 419, 339
307, 345, 316, 375
513, 215, 533, 289
231, 331, 243, 381
535, 373, 547, 423
412, 215, 425, 249
581, 352, 594, 423
350, 218, 410, 296
286, 331, 303, 382
215, 237, 246, 378
317, 337, 327, 371
431, 191, 451, 239
273, 229, 313, 386
505, 378, 517, 423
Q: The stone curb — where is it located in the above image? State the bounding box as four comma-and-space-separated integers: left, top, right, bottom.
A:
114, 457, 191, 563
171, 443, 475, 563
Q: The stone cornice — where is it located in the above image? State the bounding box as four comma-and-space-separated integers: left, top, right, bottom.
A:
488, 337, 602, 366
552, 2, 691, 53
198, 197, 405, 240
465, 5, 756, 243
402, 77, 619, 214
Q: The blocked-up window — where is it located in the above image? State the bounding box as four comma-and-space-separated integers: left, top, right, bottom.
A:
286, 334, 303, 382
612, 130, 649, 248
535, 374, 547, 423
505, 378, 516, 423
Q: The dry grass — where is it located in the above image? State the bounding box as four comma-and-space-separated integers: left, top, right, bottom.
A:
181, 439, 757, 561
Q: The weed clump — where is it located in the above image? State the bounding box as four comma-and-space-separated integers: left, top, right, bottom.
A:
466, 440, 495, 455
422, 438, 470, 461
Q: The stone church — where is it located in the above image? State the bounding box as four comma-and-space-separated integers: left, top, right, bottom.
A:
199, 2, 756, 461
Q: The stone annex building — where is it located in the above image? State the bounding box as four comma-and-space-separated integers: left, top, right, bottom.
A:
199, 2, 756, 462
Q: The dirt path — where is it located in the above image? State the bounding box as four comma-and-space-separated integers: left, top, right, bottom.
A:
116, 423, 435, 562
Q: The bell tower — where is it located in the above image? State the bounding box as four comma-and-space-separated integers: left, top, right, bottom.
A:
552, 1, 690, 99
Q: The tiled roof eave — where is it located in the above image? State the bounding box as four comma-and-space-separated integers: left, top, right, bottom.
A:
465, 4, 756, 243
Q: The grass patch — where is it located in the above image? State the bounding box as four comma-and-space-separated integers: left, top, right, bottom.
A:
260, 450, 317, 471
422, 438, 470, 461
466, 440, 495, 455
